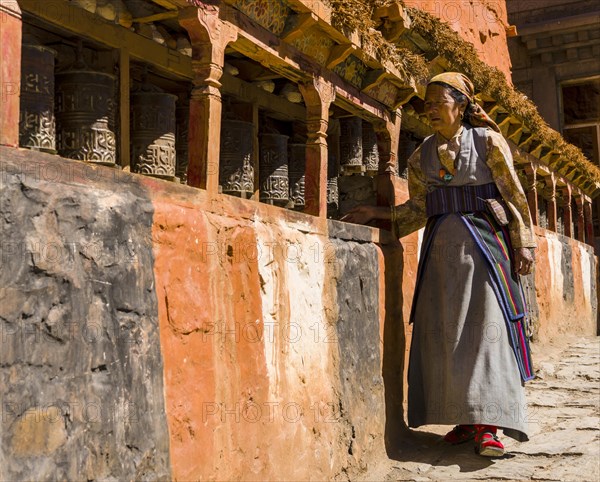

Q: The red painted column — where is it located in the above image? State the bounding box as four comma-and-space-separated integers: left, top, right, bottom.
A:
584, 197, 595, 247
0, 0, 22, 147
560, 185, 573, 238
546, 174, 558, 232
374, 110, 402, 209
523, 164, 539, 226
575, 195, 586, 243
179, 5, 237, 192
299, 78, 335, 218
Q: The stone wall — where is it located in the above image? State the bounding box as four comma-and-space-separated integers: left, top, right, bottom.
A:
0, 150, 170, 479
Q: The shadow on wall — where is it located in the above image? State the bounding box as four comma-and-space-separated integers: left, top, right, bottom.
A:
380, 242, 411, 452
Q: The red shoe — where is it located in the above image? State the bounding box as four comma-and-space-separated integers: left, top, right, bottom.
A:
475, 425, 505, 457
443, 425, 477, 445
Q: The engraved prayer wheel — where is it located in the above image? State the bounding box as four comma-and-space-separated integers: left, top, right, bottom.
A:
362, 121, 379, 175
339, 117, 363, 172
288, 143, 306, 210
327, 146, 340, 218
131, 89, 177, 178
259, 133, 289, 206
55, 68, 116, 164
219, 120, 254, 197
19, 42, 56, 153
175, 94, 190, 183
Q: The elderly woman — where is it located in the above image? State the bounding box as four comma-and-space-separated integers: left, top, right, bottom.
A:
343, 73, 536, 457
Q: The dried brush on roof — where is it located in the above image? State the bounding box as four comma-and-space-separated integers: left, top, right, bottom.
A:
326, 0, 428, 83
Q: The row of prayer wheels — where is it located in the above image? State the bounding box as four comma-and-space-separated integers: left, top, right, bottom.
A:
218, 117, 380, 212
18, 40, 188, 181
19, 40, 378, 198
339, 117, 380, 175
219, 120, 308, 209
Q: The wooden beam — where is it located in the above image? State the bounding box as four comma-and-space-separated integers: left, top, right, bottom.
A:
133, 11, 179, 24
220, 72, 306, 122
361, 69, 387, 91
281, 12, 318, 43
20, 0, 192, 80
285, 0, 332, 23
147, 0, 178, 10
326, 43, 356, 69
221, 5, 394, 123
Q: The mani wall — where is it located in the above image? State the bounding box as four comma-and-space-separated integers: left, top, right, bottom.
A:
0, 0, 597, 480
0, 147, 596, 480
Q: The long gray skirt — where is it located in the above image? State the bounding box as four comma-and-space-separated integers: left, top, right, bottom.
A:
407, 214, 529, 442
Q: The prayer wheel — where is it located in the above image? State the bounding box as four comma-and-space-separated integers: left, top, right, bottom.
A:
259, 133, 289, 206
55, 67, 116, 164
327, 146, 340, 218
288, 143, 306, 210
339, 116, 363, 171
175, 94, 189, 183
362, 121, 379, 174
219, 120, 254, 197
19, 41, 56, 153
131, 88, 177, 178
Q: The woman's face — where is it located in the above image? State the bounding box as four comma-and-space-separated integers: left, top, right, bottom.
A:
424, 84, 466, 138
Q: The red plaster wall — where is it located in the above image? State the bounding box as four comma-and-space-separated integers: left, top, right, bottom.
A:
405, 0, 513, 80
0, 1, 22, 146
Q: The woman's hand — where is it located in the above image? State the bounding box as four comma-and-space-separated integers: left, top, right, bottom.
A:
340, 205, 376, 225
513, 247, 534, 275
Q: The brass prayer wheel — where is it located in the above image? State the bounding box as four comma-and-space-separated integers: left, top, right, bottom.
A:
259, 133, 289, 206
131, 89, 177, 178
339, 117, 363, 171
19, 42, 56, 153
219, 120, 255, 197
362, 121, 379, 175
176, 94, 190, 183
55, 67, 116, 164
288, 143, 306, 210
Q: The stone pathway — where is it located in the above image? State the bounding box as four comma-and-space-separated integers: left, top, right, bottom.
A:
359, 336, 600, 482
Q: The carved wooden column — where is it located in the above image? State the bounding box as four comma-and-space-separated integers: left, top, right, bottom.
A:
560, 184, 573, 238
546, 174, 558, 232
179, 5, 237, 192
374, 110, 402, 207
523, 164, 539, 226
584, 197, 595, 246
575, 194, 586, 242
299, 78, 335, 218
0, 0, 22, 147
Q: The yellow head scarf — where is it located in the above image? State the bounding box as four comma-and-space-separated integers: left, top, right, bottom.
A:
428, 72, 500, 132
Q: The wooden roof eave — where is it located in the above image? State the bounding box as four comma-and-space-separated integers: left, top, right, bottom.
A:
221, 0, 416, 100
218, 4, 397, 123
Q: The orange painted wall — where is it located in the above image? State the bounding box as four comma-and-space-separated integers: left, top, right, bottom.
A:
404, 0, 514, 79
149, 184, 398, 480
